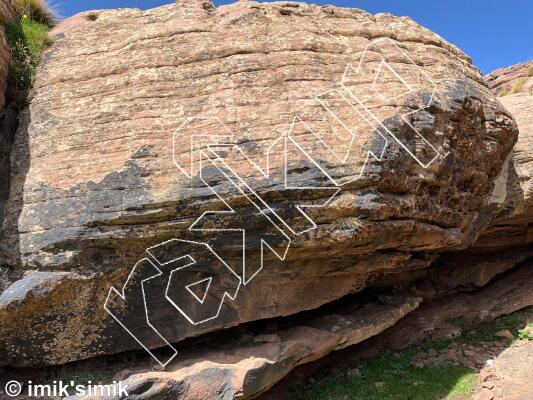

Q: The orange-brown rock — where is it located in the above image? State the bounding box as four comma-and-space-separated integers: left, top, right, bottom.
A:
476, 64, 533, 250
471, 341, 533, 400
70, 295, 422, 400
485, 62, 533, 96
0, 0, 518, 366
0, 0, 14, 109
0, 0, 16, 293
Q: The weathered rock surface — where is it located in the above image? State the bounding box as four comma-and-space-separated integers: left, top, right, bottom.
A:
485, 62, 533, 96
0, 0, 14, 109
414, 247, 533, 300
0, 269, 120, 365
260, 260, 533, 400
69, 295, 420, 400
0, 0, 16, 300
0, 0, 14, 23
476, 64, 533, 249
0, 0, 518, 366
61, 258, 533, 400
381, 260, 533, 350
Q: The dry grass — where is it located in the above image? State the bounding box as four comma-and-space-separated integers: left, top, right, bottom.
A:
510, 78, 526, 94
498, 87, 510, 97
528, 64, 533, 77
501, 78, 527, 97
12, 0, 56, 26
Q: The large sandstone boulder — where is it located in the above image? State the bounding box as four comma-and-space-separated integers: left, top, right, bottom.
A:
475, 64, 533, 249
0, 0, 518, 366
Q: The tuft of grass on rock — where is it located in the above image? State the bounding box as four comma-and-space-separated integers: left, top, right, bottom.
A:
498, 87, 510, 97
509, 78, 526, 95
528, 64, 533, 77
12, 0, 56, 27
5, 16, 53, 103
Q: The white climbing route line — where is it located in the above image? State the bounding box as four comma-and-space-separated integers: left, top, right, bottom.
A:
104, 37, 446, 367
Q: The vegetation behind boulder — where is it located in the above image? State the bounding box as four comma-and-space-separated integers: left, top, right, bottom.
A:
12, 0, 55, 26
5, 0, 53, 105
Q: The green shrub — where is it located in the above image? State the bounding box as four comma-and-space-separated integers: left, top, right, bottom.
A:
5, 17, 53, 101
517, 324, 533, 341
12, 0, 56, 27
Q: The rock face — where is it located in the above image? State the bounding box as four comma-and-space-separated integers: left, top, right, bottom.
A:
0, 0, 518, 366
476, 64, 533, 250
485, 62, 533, 96
0, 0, 16, 294
384, 260, 533, 350
0, 0, 14, 109
71, 295, 421, 400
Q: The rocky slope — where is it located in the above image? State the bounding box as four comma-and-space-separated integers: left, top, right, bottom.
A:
485, 61, 533, 96
0, 0, 524, 379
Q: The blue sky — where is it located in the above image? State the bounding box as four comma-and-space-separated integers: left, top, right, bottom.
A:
53, 0, 533, 75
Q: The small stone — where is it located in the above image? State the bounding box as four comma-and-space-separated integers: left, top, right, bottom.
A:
113, 369, 133, 382
412, 360, 425, 369
375, 381, 385, 388
202, 2, 215, 11
463, 349, 475, 357
473, 388, 494, 400
480, 369, 494, 382
494, 330, 514, 340
152, 362, 166, 371
307, 377, 316, 385
392, 352, 401, 359
346, 368, 361, 378
413, 380, 424, 386
253, 334, 281, 343
240, 333, 254, 342
469, 352, 486, 365
482, 381, 495, 389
